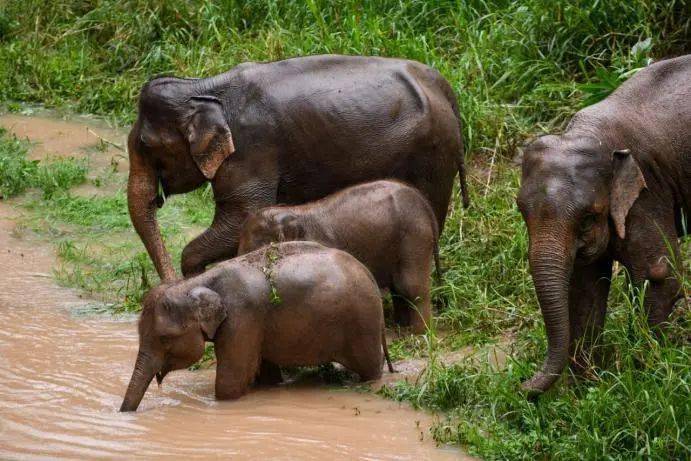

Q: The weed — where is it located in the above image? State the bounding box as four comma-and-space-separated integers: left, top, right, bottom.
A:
0, 128, 87, 198
262, 243, 282, 305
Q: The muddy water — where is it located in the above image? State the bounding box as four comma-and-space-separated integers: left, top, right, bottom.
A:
0, 113, 125, 166
0, 113, 466, 460
0, 208, 465, 460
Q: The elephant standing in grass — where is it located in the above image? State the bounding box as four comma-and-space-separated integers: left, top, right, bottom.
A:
237, 180, 440, 333
120, 242, 393, 412
126, 55, 469, 281
517, 55, 690, 394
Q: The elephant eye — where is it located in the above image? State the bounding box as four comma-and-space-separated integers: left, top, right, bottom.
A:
579, 214, 597, 233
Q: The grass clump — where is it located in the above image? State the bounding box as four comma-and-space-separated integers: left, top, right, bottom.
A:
0, 127, 86, 198
0, 127, 36, 197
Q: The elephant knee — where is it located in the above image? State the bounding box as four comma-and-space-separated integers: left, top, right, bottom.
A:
181, 247, 205, 277
647, 259, 671, 283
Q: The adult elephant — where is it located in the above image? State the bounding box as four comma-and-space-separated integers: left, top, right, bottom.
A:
127, 55, 469, 281
517, 55, 690, 394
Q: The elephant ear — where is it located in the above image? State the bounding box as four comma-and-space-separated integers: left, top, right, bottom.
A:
186, 96, 235, 180
610, 149, 647, 239
276, 212, 305, 242
189, 286, 226, 339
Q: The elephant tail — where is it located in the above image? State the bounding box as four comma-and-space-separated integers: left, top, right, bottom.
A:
457, 142, 470, 209
452, 102, 470, 209
443, 81, 471, 209
381, 322, 395, 374
433, 238, 442, 284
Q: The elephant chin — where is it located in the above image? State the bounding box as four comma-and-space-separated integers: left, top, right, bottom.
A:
155, 370, 169, 387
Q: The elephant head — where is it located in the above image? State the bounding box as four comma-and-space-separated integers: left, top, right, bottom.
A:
517, 133, 647, 394
120, 284, 227, 412
237, 209, 305, 255
127, 77, 235, 281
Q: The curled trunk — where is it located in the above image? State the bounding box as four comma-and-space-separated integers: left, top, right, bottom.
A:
522, 232, 575, 395
120, 350, 157, 412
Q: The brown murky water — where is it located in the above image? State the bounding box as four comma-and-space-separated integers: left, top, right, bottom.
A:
0, 114, 467, 460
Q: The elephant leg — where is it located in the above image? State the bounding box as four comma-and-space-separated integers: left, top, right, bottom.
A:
568, 256, 612, 376
181, 184, 277, 277
214, 318, 263, 400
341, 339, 384, 382
391, 291, 411, 328
391, 258, 432, 334
617, 201, 683, 328
255, 360, 282, 386
409, 170, 455, 232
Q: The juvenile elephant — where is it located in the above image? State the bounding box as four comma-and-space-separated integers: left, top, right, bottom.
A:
237, 180, 440, 333
517, 55, 690, 394
120, 242, 392, 412
127, 55, 469, 281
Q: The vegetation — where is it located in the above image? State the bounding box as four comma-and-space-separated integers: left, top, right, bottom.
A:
0, 128, 87, 198
0, 1, 689, 459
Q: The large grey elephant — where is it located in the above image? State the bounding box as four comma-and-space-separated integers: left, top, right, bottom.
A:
127, 55, 469, 281
517, 55, 690, 394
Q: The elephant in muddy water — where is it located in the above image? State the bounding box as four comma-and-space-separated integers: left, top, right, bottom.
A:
126, 54, 469, 282
120, 241, 393, 412
237, 180, 440, 333
517, 55, 691, 395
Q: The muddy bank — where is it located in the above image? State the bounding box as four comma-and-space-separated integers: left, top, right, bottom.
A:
0, 113, 468, 459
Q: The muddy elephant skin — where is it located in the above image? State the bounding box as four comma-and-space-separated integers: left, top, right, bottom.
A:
127, 55, 470, 281
237, 180, 439, 333
120, 242, 388, 412
517, 55, 691, 394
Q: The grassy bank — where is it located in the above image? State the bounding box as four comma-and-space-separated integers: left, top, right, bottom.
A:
1, 1, 690, 459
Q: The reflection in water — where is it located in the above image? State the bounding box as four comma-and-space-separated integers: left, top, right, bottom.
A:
0, 209, 463, 460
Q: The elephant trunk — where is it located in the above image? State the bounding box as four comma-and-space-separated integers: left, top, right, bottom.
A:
521, 230, 575, 395
127, 129, 176, 281
120, 350, 158, 412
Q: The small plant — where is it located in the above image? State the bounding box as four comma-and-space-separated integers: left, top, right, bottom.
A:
0, 129, 87, 198
0, 128, 37, 198
262, 243, 282, 305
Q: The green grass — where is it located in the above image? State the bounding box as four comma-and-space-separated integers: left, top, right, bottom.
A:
0, 1, 689, 459
0, 127, 87, 198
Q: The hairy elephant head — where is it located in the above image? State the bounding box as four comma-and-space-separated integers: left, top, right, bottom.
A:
127, 77, 236, 280
237, 209, 305, 255
120, 284, 226, 412
517, 134, 646, 394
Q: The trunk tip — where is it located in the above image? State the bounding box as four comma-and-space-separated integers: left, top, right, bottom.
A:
520, 371, 559, 397
119, 401, 137, 412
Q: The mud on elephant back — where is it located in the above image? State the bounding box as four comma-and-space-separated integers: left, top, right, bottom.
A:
126, 54, 470, 283
517, 54, 691, 395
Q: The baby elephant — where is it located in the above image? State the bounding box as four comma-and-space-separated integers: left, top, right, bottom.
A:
120, 242, 392, 412
238, 180, 440, 333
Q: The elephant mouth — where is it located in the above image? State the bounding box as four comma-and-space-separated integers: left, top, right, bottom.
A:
155, 370, 169, 386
